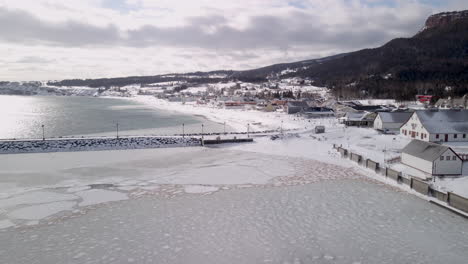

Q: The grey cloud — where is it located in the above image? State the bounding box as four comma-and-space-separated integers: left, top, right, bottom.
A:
0, 7, 120, 46
15, 56, 54, 64
0, 6, 430, 53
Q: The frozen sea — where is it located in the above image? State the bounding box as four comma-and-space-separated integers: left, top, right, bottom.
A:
1, 180, 468, 264
0, 95, 229, 139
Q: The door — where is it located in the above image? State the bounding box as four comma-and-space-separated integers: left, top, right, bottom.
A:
445, 134, 448, 142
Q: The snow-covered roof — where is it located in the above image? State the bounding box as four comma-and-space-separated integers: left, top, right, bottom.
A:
402, 140, 450, 162
416, 109, 468, 134
345, 111, 368, 121
377, 112, 412, 124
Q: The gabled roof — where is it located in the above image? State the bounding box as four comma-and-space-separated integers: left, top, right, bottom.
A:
416, 109, 468, 134
377, 112, 413, 124
345, 111, 368, 121
402, 140, 452, 162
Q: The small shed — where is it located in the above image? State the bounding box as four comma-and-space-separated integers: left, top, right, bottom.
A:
315, 126, 325, 134
401, 140, 462, 176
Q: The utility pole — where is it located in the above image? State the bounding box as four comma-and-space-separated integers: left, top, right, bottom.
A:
281, 120, 284, 135
116, 122, 119, 139
224, 121, 226, 135
247, 123, 250, 138
182, 123, 185, 139
201, 124, 204, 146
41, 124, 45, 141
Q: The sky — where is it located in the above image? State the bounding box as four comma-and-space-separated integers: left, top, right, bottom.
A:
0, 0, 467, 81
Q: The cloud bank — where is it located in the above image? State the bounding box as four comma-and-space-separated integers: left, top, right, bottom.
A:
0, 0, 466, 80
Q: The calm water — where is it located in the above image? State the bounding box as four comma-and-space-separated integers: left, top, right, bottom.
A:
0, 95, 228, 139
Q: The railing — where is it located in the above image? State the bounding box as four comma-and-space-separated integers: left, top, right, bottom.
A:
332, 144, 468, 216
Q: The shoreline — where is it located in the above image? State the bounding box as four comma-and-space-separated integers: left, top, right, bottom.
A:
125, 95, 308, 133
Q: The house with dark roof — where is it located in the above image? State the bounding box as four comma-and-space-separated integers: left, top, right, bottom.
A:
373, 112, 413, 134
343, 111, 376, 127
434, 95, 468, 109
401, 140, 462, 175
285, 101, 310, 114
400, 109, 468, 142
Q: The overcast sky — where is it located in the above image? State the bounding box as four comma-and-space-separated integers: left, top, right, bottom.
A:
0, 0, 467, 81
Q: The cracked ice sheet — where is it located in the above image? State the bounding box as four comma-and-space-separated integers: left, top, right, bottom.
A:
77, 189, 128, 207
8, 201, 77, 220
0, 147, 300, 228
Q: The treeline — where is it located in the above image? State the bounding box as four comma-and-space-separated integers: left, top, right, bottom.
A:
288, 17, 468, 100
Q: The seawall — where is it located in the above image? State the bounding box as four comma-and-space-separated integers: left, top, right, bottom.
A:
0, 136, 201, 154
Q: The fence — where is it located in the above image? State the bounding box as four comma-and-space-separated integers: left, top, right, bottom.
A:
333, 145, 468, 216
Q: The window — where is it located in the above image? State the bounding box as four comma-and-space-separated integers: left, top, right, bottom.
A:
453, 156, 457, 161
436, 134, 439, 139
464, 134, 466, 139
440, 156, 444, 161
447, 156, 451, 160
454, 134, 458, 139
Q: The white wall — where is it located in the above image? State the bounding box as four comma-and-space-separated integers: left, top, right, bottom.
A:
429, 133, 468, 143
433, 149, 463, 175
401, 112, 468, 143
373, 115, 383, 130
400, 113, 431, 142
401, 153, 433, 174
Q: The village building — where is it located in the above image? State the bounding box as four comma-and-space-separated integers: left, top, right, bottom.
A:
400, 109, 468, 142
303, 107, 335, 118
373, 112, 413, 134
401, 140, 463, 176
285, 101, 310, 114
342, 111, 376, 127
434, 94, 468, 109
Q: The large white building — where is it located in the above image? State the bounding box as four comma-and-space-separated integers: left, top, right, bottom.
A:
373, 112, 412, 133
400, 109, 468, 142
401, 140, 463, 176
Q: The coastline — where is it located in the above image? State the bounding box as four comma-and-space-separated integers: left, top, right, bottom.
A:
125, 95, 308, 133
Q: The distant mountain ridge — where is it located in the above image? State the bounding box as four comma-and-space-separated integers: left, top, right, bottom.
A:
48, 10, 468, 100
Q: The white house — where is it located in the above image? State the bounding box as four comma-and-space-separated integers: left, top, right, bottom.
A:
401, 140, 462, 176
400, 109, 468, 142
373, 112, 412, 133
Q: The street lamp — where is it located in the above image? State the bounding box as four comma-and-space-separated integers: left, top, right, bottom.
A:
116, 122, 119, 139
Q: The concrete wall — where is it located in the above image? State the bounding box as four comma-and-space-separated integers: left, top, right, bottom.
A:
366, 159, 379, 172
433, 149, 463, 175
333, 146, 468, 215
338, 147, 348, 157
401, 176, 411, 186
0, 137, 201, 154
350, 153, 362, 164
411, 178, 429, 195
386, 168, 400, 181
432, 189, 449, 203
448, 192, 468, 213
